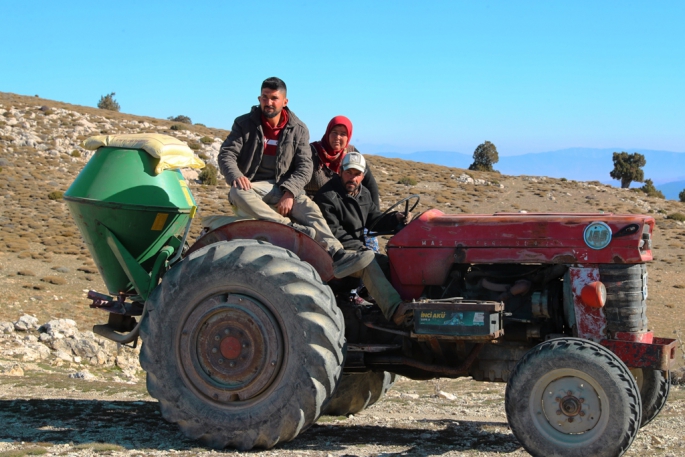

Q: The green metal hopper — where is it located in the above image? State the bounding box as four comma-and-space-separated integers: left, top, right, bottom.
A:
64, 146, 197, 301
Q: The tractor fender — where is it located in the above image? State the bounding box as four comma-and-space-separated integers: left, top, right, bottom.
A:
186, 220, 334, 281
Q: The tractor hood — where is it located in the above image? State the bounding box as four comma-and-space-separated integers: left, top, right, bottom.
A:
386, 209, 654, 299
389, 209, 654, 265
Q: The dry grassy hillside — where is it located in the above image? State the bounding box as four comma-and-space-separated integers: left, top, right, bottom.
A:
1, 90, 684, 368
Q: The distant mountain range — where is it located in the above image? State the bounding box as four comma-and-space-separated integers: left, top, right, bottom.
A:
657, 180, 685, 201
370, 148, 685, 200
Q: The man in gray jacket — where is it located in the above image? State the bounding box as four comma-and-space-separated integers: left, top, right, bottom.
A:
218, 77, 373, 278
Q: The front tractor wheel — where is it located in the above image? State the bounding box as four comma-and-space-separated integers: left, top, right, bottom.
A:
632, 368, 670, 427
139, 240, 345, 450
505, 338, 641, 457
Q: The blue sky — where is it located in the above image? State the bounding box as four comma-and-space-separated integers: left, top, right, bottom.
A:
2, 1, 683, 156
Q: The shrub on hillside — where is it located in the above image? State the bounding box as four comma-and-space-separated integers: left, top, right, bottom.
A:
398, 176, 417, 186
170, 124, 189, 131
667, 213, 685, 222
97, 92, 120, 111
199, 164, 218, 185
70, 150, 81, 157
197, 152, 209, 161
187, 141, 201, 150
200, 136, 213, 144
48, 191, 64, 200
679, 189, 685, 203
168, 115, 192, 124
42, 276, 67, 285
639, 179, 665, 199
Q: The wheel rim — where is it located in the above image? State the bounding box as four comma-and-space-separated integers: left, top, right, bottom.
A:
530, 368, 609, 445
179, 293, 284, 404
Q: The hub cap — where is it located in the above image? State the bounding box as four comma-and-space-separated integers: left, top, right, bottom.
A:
530, 368, 609, 442
541, 378, 601, 433
179, 293, 284, 404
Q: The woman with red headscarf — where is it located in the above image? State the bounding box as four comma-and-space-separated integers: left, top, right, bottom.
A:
305, 115, 379, 205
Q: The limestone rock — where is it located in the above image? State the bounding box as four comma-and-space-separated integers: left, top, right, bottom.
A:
66, 335, 102, 359
15, 342, 51, 361
438, 391, 457, 401
0, 322, 14, 334
181, 169, 199, 182
69, 369, 96, 380
14, 314, 39, 331
41, 319, 78, 338
54, 350, 74, 362
454, 173, 475, 185
49, 337, 71, 353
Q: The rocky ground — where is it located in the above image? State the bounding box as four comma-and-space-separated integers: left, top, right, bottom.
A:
2, 91, 685, 456
1, 316, 684, 457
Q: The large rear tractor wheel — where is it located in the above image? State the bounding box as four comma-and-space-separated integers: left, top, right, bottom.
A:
505, 338, 641, 457
139, 240, 345, 450
631, 368, 670, 427
322, 371, 396, 416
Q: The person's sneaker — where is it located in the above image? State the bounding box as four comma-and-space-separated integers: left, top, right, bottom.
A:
332, 249, 375, 278
289, 222, 316, 239
391, 302, 414, 326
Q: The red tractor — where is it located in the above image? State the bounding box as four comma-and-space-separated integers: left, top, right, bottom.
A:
66, 144, 675, 457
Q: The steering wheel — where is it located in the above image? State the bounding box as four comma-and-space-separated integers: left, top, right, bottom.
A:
367, 194, 420, 235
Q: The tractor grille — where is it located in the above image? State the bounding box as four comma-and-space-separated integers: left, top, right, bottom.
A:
600, 264, 648, 333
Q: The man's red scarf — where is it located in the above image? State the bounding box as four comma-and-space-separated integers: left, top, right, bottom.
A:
261, 108, 289, 156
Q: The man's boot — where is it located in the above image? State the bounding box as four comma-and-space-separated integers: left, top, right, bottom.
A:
391, 302, 413, 326
332, 249, 375, 278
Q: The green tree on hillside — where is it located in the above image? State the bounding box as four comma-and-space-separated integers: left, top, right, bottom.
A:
679, 189, 685, 203
468, 141, 499, 172
97, 92, 120, 112
610, 151, 645, 188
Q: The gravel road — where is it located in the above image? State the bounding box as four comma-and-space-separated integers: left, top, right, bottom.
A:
1, 368, 684, 456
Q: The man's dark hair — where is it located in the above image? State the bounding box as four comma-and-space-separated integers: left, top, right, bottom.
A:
261, 77, 287, 95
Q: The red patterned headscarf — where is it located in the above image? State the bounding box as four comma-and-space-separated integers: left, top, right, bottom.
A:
312, 115, 353, 174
